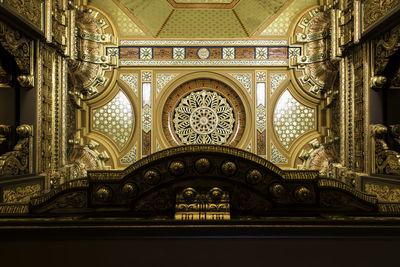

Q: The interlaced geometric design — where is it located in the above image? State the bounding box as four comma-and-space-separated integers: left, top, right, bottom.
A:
173, 90, 235, 144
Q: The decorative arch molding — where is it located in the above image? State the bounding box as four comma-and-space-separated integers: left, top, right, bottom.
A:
155, 71, 253, 150
0, 21, 34, 88
22, 145, 393, 218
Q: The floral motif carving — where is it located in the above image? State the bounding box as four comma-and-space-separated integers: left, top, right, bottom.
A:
269, 183, 286, 199
169, 161, 185, 176
363, 0, 400, 31
173, 90, 235, 145
3, 184, 41, 203
195, 158, 211, 173
3, 0, 43, 28
371, 124, 400, 175
95, 186, 112, 202
163, 79, 246, 147
0, 21, 33, 80
374, 24, 400, 75
246, 169, 263, 185
365, 183, 400, 202
0, 125, 33, 176
221, 161, 237, 176
144, 169, 161, 185
121, 183, 138, 198
294, 186, 311, 202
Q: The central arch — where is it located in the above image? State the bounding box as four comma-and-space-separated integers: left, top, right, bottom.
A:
156, 72, 252, 149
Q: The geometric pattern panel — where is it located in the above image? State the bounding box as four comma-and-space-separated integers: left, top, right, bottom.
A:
234, 0, 287, 35
119, 0, 173, 36
173, 90, 235, 145
120, 73, 138, 95
230, 73, 252, 95
90, 0, 145, 36
273, 90, 314, 149
271, 143, 288, 164
93, 91, 134, 148
261, 0, 318, 36
156, 73, 177, 95
270, 73, 287, 95
159, 9, 247, 38
120, 145, 137, 164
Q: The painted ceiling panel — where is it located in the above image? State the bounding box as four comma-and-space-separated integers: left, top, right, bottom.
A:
90, 0, 145, 36
158, 9, 247, 38
119, 0, 173, 36
234, 0, 286, 35
261, 0, 317, 35
174, 0, 233, 3
101, 0, 298, 38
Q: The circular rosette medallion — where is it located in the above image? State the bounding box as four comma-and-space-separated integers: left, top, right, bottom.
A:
162, 79, 246, 147
173, 90, 235, 145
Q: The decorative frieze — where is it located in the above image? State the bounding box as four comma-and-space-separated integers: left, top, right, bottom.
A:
109, 45, 289, 66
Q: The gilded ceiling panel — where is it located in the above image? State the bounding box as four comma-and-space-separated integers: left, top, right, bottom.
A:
119, 0, 173, 36
173, 0, 233, 3
234, 0, 286, 35
261, 0, 317, 36
158, 9, 246, 38
90, 0, 145, 36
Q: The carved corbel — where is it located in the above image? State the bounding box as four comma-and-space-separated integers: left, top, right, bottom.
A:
16, 74, 34, 89
370, 75, 387, 89
0, 124, 33, 176
371, 124, 400, 175
0, 21, 34, 89
374, 25, 400, 75
298, 138, 339, 178
66, 138, 111, 180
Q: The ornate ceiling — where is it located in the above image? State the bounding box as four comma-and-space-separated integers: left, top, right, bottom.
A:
88, 0, 318, 38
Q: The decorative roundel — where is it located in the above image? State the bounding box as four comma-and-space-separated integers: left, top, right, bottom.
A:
169, 161, 185, 176
121, 183, 138, 198
173, 90, 235, 144
144, 169, 161, 185
195, 158, 211, 173
162, 79, 246, 146
221, 161, 237, 176
95, 186, 112, 202
246, 169, 263, 185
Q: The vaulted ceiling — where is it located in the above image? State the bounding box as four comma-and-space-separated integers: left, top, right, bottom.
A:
89, 0, 319, 38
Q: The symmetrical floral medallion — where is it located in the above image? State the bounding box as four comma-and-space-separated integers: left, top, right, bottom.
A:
162, 79, 246, 146
173, 90, 234, 144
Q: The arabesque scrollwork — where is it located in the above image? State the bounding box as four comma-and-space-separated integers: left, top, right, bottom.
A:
0, 125, 33, 176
